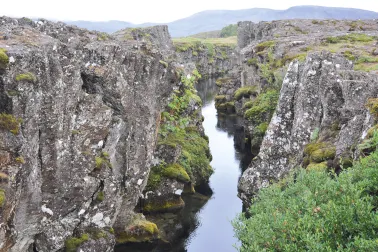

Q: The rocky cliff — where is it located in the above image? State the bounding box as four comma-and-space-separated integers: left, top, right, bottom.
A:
0, 17, 180, 251
238, 51, 378, 204
211, 19, 378, 205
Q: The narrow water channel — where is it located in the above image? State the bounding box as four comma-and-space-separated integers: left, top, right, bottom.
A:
184, 78, 252, 251
115, 78, 252, 252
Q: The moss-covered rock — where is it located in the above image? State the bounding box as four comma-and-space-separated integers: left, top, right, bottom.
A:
143, 196, 185, 213
162, 163, 190, 183
65, 233, 89, 252
216, 101, 235, 113
307, 162, 328, 171
304, 142, 336, 163
214, 95, 227, 104
234, 86, 258, 101
116, 216, 159, 244
215, 77, 232, 86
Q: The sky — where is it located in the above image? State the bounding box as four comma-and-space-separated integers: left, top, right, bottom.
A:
1, 0, 378, 24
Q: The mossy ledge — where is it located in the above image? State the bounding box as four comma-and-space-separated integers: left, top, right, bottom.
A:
0, 189, 5, 208
142, 196, 185, 213
115, 216, 159, 244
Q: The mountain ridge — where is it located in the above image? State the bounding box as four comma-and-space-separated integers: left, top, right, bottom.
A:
66, 5, 378, 37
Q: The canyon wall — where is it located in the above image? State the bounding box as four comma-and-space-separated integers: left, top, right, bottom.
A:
0, 17, 179, 251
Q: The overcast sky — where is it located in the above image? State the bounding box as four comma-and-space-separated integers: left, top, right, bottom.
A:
1, 0, 378, 24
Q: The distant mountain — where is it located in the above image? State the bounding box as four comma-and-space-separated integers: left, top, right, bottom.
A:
67, 6, 378, 37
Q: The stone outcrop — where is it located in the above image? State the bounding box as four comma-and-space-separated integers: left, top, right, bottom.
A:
0, 17, 179, 251
238, 52, 378, 204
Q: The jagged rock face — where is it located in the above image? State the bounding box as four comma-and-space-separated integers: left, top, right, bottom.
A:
175, 45, 238, 78
238, 52, 378, 205
0, 17, 178, 251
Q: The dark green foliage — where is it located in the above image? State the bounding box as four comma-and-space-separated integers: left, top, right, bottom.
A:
233, 149, 378, 251
244, 90, 279, 123
220, 24, 237, 38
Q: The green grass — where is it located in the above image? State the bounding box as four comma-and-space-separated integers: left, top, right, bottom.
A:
325, 33, 376, 44
234, 86, 258, 101
65, 234, 89, 252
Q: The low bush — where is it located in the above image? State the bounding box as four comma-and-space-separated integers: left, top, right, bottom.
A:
233, 149, 378, 251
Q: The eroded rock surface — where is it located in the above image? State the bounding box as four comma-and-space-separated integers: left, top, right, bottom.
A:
0, 17, 179, 251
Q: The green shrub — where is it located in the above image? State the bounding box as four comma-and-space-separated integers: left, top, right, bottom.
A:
15, 72, 37, 82
234, 86, 258, 101
233, 149, 378, 251
65, 234, 89, 252
0, 113, 22, 135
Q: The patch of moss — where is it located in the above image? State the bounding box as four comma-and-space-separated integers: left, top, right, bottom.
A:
234, 86, 258, 101
343, 50, 356, 61
325, 33, 375, 44
366, 98, 378, 119
94, 152, 111, 170
143, 197, 185, 213
0, 113, 22, 135
159, 60, 168, 68
162, 163, 190, 183
255, 41, 275, 53
0, 48, 9, 70
65, 233, 89, 252
304, 142, 336, 163
15, 156, 25, 164
216, 102, 235, 113
109, 228, 115, 234
15, 72, 37, 83
247, 58, 258, 67
0, 189, 5, 208
307, 162, 328, 172
255, 122, 269, 137
244, 90, 279, 123
96, 191, 104, 202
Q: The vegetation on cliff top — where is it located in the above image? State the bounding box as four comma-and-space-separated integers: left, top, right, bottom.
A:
233, 148, 378, 251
